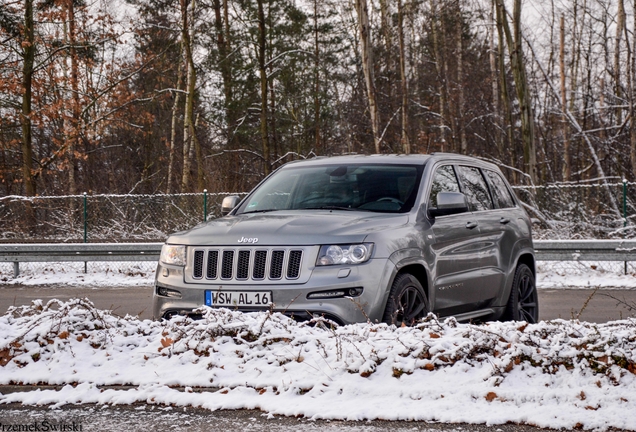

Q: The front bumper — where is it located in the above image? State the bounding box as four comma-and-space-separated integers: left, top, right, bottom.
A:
152, 259, 393, 325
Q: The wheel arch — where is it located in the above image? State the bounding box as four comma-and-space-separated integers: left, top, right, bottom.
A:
517, 252, 536, 277
393, 263, 430, 299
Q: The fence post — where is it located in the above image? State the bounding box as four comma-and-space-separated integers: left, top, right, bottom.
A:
83, 192, 87, 274
203, 189, 208, 222
624, 179, 628, 275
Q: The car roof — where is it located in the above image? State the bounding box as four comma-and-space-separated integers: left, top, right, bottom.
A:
280, 153, 499, 170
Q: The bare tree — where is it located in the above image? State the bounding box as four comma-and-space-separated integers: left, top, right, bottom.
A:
257, 0, 271, 173
495, 0, 537, 184
355, 0, 381, 154
397, 0, 410, 154
560, 14, 570, 181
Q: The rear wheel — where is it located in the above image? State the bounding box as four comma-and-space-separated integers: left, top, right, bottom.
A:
382, 273, 429, 326
504, 263, 539, 323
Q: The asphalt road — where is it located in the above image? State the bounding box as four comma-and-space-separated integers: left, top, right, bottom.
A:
0, 284, 635, 322
0, 403, 618, 432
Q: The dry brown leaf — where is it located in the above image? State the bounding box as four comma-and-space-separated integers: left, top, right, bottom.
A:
160, 337, 173, 348
485, 392, 497, 402
58, 331, 69, 340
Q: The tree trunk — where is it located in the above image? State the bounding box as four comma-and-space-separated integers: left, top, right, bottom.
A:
495, 1, 515, 176
615, 0, 626, 125
490, 0, 503, 157
355, 0, 381, 153
67, 0, 80, 196
257, 0, 271, 174
313, 0, 321, 154
496, 0, 537, 184
21, 0, 36, 197
397, 0, 410, 154
180, 0, 197, 192
560, 14, 570, 181
166, 45, 183, 194
631, 0, 636, 177
430, 0, 447, 152
456, 3, 466, 154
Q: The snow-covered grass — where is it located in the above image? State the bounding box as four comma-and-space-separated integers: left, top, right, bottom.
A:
3, 261, 636, 289
1, 299, 635, 431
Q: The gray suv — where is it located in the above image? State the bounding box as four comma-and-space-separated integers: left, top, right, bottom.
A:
153, 154, 538, 325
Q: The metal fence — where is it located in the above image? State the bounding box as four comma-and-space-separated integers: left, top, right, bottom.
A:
1, 181, 635, 243
512, 180, 635, 239
0, 192, 248, 243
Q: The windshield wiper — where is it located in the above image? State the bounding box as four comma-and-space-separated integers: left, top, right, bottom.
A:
241, 209, 279, 214
302, 206, 369, 212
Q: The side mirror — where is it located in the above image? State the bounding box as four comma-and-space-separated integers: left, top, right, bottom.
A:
428, 192, 469, 218
221, 195, 241, 216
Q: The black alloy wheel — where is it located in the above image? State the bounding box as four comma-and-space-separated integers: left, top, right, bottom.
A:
383, 273, 429, 326
505, 263, 539, 323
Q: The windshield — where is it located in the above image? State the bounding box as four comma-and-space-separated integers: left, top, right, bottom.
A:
236, 163, 424, 214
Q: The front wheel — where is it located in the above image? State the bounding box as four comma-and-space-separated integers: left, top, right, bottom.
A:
504, 263, 539, 323
382, 273, 429, 326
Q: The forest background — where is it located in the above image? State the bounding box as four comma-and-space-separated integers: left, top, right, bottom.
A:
1, 0, 634, 210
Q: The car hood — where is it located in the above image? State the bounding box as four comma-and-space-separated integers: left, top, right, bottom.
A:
166, 210, 410, 246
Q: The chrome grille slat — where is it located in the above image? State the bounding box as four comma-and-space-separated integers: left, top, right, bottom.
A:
287, 250, 302, 279
269, 250, 285, 279
193, 250, 204, 279
206, 250, 219, 279
191, 247, 304, 282
237, 250, 251, 280
221, 250, 234, 279
253, 250, 267, 280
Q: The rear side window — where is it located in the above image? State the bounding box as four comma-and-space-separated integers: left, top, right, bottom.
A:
428, 165, 460, 208
457, 166, 493, 212
485, 170, 515, 209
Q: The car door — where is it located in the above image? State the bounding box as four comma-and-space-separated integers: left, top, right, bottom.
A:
454, 165, 503, 306
482, 169, 522, 279
426, 164, 489, 316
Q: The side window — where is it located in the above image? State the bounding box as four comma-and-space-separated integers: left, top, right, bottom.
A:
428, 165, 460, 208
485, 170, 515, 209
457, 166, 493, 212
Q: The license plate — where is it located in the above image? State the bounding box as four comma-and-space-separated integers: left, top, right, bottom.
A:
205, 290, 272, 307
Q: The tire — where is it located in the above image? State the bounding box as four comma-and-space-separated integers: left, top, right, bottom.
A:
382, 273, 429, 326
504, 263, 539, 323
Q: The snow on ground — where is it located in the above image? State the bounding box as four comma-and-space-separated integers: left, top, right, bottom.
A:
2, 261, 636, 289
1, 299, 635, 431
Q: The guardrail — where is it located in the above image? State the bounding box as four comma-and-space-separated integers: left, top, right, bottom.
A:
1, 240, 636, 278
0, 243, 162, 277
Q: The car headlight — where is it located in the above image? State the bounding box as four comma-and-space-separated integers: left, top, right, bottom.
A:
316, 243, 373, 266
160, 244, 186, 266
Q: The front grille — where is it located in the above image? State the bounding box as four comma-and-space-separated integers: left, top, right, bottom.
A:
221, 250, 234, 279
287, 250, 303, 279
190, 247, 305, 282
269, 250, 285, 279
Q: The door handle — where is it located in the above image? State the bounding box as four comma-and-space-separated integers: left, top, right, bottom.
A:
500, 217, 511, 224
465, 221, 478, 229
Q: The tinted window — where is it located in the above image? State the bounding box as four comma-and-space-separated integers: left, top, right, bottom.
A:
428, 165, 460, 208
485, 170, 515, 209
457, 166, 493, 212
237, 164, 424, 214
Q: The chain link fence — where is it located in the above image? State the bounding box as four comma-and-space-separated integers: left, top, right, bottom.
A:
2, 184, 636, 283
513, 181, 634, 240
0, 192, 248, 243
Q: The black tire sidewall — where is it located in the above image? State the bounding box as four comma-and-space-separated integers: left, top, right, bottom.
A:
382, 273, 429, 325
505, 263, 538, 322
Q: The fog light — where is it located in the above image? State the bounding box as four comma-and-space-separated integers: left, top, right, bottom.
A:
347, 287, 363, 297
156, 286, 182, 298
